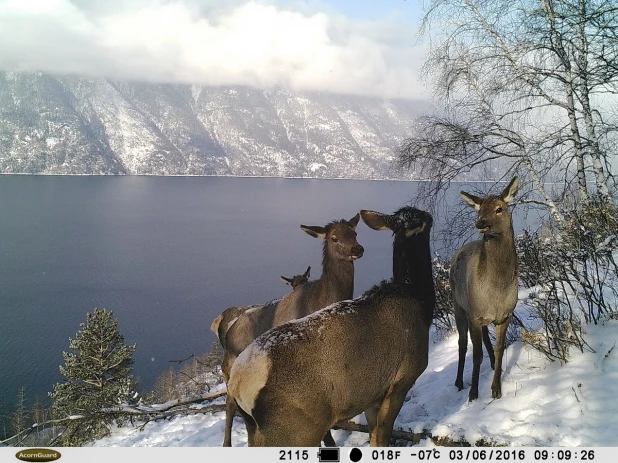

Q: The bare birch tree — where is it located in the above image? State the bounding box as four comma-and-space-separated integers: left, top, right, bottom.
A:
400, 0, 618, 216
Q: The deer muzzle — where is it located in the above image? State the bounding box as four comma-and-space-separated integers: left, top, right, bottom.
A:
475, 219, 490, 233
350, 244, 364, 259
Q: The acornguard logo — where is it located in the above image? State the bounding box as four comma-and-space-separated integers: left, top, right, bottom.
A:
15, 448, 61, 462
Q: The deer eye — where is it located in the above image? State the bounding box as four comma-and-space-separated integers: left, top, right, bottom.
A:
496, 207, 503, 214
331, 236, 339, 243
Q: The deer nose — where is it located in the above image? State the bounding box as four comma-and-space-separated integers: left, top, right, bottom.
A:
352, 244, 364, 258
475, 219, 490, 231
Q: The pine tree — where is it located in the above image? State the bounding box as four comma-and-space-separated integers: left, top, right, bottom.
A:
49, 308, 136, 446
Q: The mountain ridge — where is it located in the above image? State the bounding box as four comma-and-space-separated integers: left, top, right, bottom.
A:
0, 71, 430, 179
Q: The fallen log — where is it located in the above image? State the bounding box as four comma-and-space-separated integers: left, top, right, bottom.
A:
331, 421, 431, 444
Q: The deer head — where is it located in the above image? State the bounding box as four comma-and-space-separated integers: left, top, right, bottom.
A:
301, 213, 364, 261
460, 176, 519, 237
280, 266, 311, 288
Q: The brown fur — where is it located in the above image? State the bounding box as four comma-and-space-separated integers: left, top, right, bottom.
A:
450, 177, 519, 401
212, 267, 311, 350
228, 207, 434, 447
211, 305, 260, 349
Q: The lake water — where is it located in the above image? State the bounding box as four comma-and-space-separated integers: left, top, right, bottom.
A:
0, 175, 531, 418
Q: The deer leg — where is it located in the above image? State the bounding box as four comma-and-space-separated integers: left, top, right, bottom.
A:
482, 326, 495, 370
322, 430, 336, 447
259, 412, 326, 447
454, 305, 469, 391
491, 316, 511, 399
223, 394, 237, 447
468, 323, 484, 402
261, 426, 324, 447
370, 384, 409, 447
236, 406, 258, 446
365, 406, 378, 437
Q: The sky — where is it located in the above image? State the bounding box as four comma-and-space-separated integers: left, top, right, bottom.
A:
0, 0, 428, 100
81, 294, 618, 449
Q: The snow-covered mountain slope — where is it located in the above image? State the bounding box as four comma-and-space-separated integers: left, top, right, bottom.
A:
0, 72, 430, 178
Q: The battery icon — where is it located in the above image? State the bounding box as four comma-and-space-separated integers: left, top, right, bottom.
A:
317, 448, 340, 462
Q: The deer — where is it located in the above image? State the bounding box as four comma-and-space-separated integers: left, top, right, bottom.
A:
211, 267, 311, 347
215, 214, 364, 447
227, 206, 435, 447
280, 266, 311, 289
450, 176, 519, 402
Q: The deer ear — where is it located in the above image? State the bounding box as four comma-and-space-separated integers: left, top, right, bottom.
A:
281, 276, 292, 285
300, 225, 327, 239
501, 176, 519, 203
460, 191, 482, 211
347, 213, 360, 229
360, 210, 393, 231
303, 266, 311, 278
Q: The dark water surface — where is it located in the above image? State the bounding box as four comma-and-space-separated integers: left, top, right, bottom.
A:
0, 175, 441, 415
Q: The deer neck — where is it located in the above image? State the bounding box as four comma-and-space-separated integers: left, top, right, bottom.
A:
320, 249, 355, 301
479, 221, 517, 285
395, 234, 435, 327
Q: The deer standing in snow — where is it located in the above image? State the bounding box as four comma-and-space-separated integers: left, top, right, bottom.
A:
450, 177, 519, 401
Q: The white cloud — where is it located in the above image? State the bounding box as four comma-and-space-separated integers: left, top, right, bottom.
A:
0, 0, 428, 100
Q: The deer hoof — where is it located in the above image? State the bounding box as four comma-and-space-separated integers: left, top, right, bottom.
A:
468, 390, 478, 402
491, 379, 502, 398
455, 379, 464, 391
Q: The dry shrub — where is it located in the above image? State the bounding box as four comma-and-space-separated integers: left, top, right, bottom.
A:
516, 195, 618, 362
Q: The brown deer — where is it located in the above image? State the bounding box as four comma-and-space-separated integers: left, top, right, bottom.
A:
450, 176, 519, 402
217, 214, 364, 447
280, 266, 311, 289
227, 206, 434, 446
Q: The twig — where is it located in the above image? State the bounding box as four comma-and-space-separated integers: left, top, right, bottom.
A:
169, 354, 195, 364
571, 385, 581, 403
332, 422, 428, 443
604, 342, 616, 359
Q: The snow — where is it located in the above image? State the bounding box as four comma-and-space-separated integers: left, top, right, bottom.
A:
46, 137, 59, 148
309, 162, 327, 172
90, 306, 618, 448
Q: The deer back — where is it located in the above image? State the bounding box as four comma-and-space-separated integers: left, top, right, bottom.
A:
223, 300, 279, 358
232, 291, 430, 423
224, 275, 347, 357
211, 304, 261, 348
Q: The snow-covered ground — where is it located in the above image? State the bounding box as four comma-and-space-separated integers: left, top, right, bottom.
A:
91, 305, 618, 448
